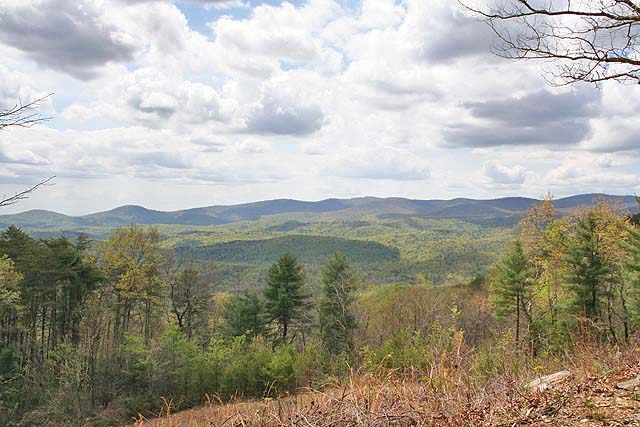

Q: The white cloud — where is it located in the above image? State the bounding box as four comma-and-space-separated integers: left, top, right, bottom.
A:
483, 161, 527, 185
326, 147, 431, 181
0, 0, 638, 214
236, 138, 271, 154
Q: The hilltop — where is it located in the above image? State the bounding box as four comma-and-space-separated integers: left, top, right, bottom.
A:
0, 194, 635, 231
1, 193, 634, 289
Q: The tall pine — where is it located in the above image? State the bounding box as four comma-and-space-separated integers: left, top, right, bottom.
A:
223, 291, 266, 339
490, 239, 532, 344
621, 197, 640, 322
319, 253, 356, 355
263, 253, 308, 344
565, 212, 610, 324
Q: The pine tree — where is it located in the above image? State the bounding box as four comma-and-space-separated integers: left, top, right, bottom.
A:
621, 205, 640, 323
565, 212, 610, 324
319, 253, 356, 355
263, 253, 308, 343
490, 239, 532, 344
223, 291, 266, 339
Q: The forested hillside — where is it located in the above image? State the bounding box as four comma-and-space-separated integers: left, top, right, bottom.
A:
2, 195, 640, 426
1, 194, 634, 229
0, 194, 631, 290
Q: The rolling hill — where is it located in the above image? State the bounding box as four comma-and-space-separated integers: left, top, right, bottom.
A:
178, 235, 401, 265
0, 194, 635, 230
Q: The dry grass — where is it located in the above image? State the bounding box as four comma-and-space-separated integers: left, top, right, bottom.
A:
135, 366, 524, 425
134, 344, 640, 427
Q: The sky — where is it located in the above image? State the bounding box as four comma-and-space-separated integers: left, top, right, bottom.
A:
0, 0, 638, 215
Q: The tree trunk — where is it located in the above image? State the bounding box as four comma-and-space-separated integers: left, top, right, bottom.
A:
515, 292, 520, 345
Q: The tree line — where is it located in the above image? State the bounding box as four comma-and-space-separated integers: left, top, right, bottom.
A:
490, 196, 640, 353
0, 224, 357, 426
3, 196, 640, 426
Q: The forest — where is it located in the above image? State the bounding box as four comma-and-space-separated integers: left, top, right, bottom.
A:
1, 195, 640, 426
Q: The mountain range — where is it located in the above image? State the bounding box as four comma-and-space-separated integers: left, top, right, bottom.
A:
0, 194, 636, 230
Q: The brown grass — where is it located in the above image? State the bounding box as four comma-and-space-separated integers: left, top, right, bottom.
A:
134, 343, 640, 427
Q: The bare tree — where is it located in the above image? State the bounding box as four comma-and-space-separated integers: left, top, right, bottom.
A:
162, 249, 211, 339
461, 0, 640, 85
0, 94, 54, 207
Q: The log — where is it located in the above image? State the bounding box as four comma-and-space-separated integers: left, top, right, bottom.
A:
526, 370, 571, 392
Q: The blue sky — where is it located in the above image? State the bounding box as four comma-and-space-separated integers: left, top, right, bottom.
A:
0, 0, 638, 215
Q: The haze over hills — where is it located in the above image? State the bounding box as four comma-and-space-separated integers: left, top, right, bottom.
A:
0, 194, 635, 231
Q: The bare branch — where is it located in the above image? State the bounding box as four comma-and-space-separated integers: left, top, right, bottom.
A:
0, 94, 53, 130
0, 176, 56, 207
460, 0, 640, 85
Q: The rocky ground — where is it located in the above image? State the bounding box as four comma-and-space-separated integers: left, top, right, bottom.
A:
518, 366, 640, 426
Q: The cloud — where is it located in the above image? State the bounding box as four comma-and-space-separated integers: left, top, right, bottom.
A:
201, 0, 249, 10
131, 152, 191, 169
444, 87, 602, 147
245, 88, 325, 136
546, 159, 639, 190
328, 147, 431, 181
0, 65, 52, 111
0, 0, 138, 80
463, 88, 600, 126
236, 138, 271, 154
127, 0, 246, 5
0, 0, 639, 214
61, 104, 100, 123
212, 3, 322, 62
483, 161, 527, 185
97, 68, 229, 126
0, 147, 49, 166
410, 1, 495, 63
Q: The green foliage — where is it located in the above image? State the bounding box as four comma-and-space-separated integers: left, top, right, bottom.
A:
263, 253, 309, 343
319, 253, 356, 355
265, 345, 298, 393
223, 291, 266, 339
121, 334, 151, 397
362, 331, 429, 371
155, 326, 208, 408
490, 239, 533, 344
182, 235, 400, 264
490, 240, 531, 320
4, 194, 640, 426
565, 213, 611, 322
0, 347, 20, 422
219, 337, 272, 398
621, 221, 640, 322
0, 255, 21, 303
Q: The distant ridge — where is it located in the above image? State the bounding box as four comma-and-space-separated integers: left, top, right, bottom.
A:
0, 194, 635, 230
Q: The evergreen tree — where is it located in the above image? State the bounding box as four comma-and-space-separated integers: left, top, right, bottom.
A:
629, 196, 640, 226
223, 291, 266, 339
490, 239, 532, 344
263, 253, 308, 343
565, 212, 610, 324
621, 206, 640, 322
319, 253, 356, 355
